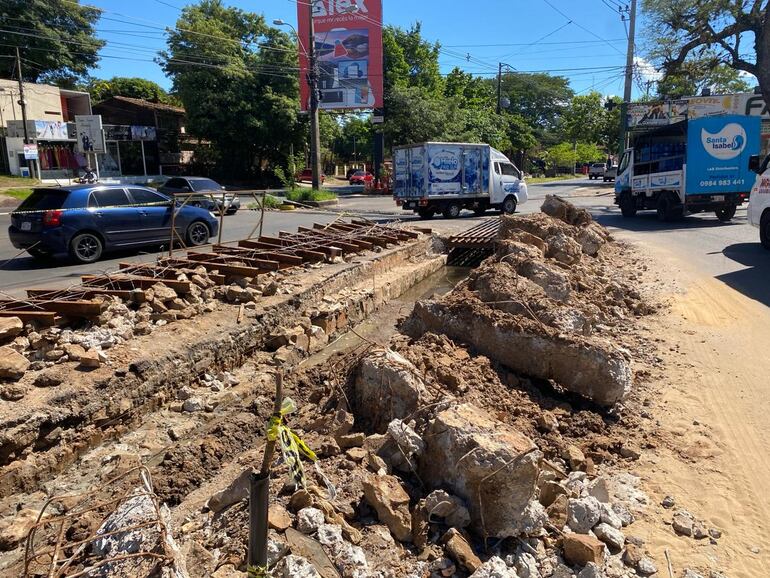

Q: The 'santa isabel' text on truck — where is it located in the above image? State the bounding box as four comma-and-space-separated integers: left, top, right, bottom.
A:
393, 143, 528, 219
614, 114, 761, 222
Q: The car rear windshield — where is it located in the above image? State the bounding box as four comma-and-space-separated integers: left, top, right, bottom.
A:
190, 179, 222, 192
15, 189, 69, 212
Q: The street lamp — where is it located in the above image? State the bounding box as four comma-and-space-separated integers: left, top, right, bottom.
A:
275, 3, 359, 190
496, 62, 515, 115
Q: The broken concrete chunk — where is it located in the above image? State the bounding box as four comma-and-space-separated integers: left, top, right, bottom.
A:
387, 419, 425, 457
568, 496, 602, 534
425, 490, 471, 528
469, 556, 518, 578
406, 300, 632, 407
353, 348, 429, 433
541, 194, 593, 226
297, 507, 325, 534
672, 509, 695, 536
268, 504, 292, 531
0, 508, 42, 550
282, 554, 322, 578
0, 345, 30, 380
0, 316, 23, 342
594, 522, 625, 552
151, 282, 178, 302
362, 473, 412, 542
79, 348, 102, 369
421, 403, 541, 538
441, 528, 481, 573
563, 533, 605, 566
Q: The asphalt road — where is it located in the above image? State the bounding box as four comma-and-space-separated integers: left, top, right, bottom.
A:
0, 178, 766, 308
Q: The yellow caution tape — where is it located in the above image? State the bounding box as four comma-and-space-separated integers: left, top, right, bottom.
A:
247, 564, 269, 578
264, 397, 336, 498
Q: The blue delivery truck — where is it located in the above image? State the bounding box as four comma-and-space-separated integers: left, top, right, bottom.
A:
614, 114, 761, 222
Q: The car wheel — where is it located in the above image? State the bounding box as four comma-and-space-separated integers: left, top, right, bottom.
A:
70, 232, 103, 264
619, 193, 637, 218
501, 196, 517, 215
715, 205, 736, 222
761, 212, 770, 250
186, 221, 210, 246
417, 208, 434, 220
442, 203, 462, 219
656, 194, 681, 222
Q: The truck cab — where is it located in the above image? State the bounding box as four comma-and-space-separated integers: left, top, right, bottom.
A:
748, 153, 770, 249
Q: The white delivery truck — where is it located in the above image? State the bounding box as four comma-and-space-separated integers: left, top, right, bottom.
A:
615, 114, 761, 222
393, 142, 528, 219
747, 152, 770, 249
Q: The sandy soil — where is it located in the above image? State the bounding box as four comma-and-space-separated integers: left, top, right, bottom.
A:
628, 242, 770, 578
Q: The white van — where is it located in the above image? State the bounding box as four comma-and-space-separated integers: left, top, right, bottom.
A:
748, 153, 770, 249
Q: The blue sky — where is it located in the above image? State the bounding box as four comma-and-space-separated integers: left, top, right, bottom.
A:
90, 0, 646, 97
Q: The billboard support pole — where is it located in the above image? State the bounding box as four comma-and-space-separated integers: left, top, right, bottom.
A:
15, 47, 33, 179
373, 108, 384, 188
308, 3, 322, 191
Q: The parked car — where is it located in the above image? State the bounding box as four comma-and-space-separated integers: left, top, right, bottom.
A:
296, 169, 325, 184
8, 184, 219, 264
349, 170, 374, 185
588, 163, 607, 180
748, 152, 770, 249
603, 165, 617, 182
158, 177, 240, 214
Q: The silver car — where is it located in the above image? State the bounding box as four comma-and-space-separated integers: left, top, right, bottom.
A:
158, 177, 241, 214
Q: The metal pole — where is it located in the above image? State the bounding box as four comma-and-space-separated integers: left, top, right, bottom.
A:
248, 373, 283, 573
618, 0, 637, 156
169, 195, 176, 258
496, 62, 503, 115
308, 2, 322, 190
15, 47, 32, 178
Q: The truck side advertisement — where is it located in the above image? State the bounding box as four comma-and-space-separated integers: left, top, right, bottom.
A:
686, 115, 761, 195
297, 0, 384, 111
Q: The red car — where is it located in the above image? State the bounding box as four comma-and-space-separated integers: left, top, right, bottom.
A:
296, 169, 325, 184
349, 170, 374, 185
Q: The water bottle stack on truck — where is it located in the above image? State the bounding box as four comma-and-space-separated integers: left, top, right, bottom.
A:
614, 114, 761, 222
393, 143, 528, 219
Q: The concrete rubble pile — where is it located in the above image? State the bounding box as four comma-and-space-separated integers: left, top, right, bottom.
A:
404, 195, 655, 408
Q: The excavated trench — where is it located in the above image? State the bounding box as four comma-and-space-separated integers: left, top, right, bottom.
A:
0, 235, 472, 572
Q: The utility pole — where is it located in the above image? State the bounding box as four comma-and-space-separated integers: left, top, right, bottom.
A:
496, 62, 503, 115
307, 2, 322, 190
15, 47, 33, 178
618, 0, 637, 157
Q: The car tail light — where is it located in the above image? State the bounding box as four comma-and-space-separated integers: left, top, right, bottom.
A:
43, 210, 63, 227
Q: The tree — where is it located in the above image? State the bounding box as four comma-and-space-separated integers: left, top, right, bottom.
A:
161, 0, 303, 178
558, 91, 623, 155
654, 58, 753, 97
0, 0, 104, 87
547, 142, 604, 171
383, 85, 463, 145
85, 77, 179, 105
642, 0, 769, 104
382, 24, 443, 96
337, 116, 373, 163
495, 72, 574, 134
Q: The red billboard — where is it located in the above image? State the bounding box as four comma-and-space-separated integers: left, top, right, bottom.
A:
297, 0, 383, 111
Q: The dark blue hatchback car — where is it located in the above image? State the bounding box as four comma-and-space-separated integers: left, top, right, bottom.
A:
8, 184, 219, 264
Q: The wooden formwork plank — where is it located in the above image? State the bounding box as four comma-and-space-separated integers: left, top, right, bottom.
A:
26, 288, 143, 302
215, 245, 303, 267
81, 275, 192, 293
311, 224, 374, 250
0, 310, 57, 325
0, 299, 103, 317
118, 262, 186, 279
160, 257, 264, 279
185, 251, 281, 272
297, 227, 361, 253
278, 232, 340, 260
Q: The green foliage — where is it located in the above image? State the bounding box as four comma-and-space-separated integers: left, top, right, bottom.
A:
2, 188, 33, 200
286, 189, 337, 202
496, 73, 574, 132
161, 0, 304, 178
337, 116, 373, 163
641, 0, 767, 102
559, 92, 621, 155
273, 165, 295, 190
547, 142, 604, 169
0, 0, 104, 87
382, 24, 443, 96
84, 77, 179, 104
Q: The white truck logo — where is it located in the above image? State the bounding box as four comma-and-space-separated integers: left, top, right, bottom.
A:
701, 123, 746, 160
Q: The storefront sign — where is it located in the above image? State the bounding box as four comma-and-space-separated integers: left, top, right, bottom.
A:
297, 0, 384, 111
75, 115, 105, 153
23, 143, 38, 160
130, 126, 157, 141
34, 120, 69, 140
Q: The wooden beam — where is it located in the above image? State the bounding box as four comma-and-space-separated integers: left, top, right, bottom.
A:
298, 227, 362, 253
310, 224, 374, 250
215, 245, 303, 267
81, 275, 192, 293
186, 251, 282, 272
26, 288, 144, 302
0, 310, 56, 326
160, 257, 263, 279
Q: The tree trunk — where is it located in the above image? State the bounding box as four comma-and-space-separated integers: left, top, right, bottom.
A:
756, 8, 770, 114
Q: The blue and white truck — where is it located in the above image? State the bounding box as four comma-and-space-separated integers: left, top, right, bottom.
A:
393, 142, 528, 219
614, 114, 761, 222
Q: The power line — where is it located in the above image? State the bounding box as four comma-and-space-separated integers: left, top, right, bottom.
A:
540, 0, 625, 56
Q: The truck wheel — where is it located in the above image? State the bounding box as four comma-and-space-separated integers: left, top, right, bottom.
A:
715, 205, 737, 222
442, 203, 462, 219
619, 194, 637, 218
656, 194, 682, 222
417, 208, 434, 220
760, 212, 770, 250
501, 196, 517, 215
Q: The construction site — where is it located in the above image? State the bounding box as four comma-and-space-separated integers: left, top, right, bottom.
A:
0, 196, 760, 578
